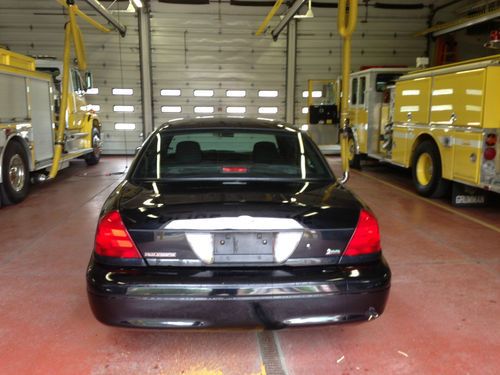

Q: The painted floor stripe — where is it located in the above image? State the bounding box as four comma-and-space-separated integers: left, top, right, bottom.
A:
352, 170, 500, 234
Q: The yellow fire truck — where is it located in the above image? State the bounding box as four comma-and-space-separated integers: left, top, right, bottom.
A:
0, 0, 124, 207
347, 55, 500, 198
0, 48, 101, 205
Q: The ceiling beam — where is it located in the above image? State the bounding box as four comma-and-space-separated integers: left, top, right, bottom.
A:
83, 0, 127, 37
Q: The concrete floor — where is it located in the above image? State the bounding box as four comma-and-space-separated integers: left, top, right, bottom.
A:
0, 156, 499, 375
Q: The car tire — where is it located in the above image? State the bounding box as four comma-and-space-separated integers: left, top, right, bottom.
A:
348, 136, 361, 170
412, 140, 449, 198
85, 127, 101, 166
1, 141, 30, 204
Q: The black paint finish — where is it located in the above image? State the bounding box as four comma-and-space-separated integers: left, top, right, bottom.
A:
87, 118, 391, 329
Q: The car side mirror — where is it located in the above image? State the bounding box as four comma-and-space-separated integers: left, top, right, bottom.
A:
84, 71, 93, 91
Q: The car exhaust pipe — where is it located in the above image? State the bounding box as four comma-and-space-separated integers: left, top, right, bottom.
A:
366, 307, 379, 321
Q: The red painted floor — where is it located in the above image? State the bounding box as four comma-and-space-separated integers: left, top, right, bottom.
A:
0, 156, 498, 375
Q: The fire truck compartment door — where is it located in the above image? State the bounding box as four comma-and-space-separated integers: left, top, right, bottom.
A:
30, 79, 54, 162
452, 131, 482, 184
0, 74, 29, 122
394, 77, 431, 125
430, 69, 484, 127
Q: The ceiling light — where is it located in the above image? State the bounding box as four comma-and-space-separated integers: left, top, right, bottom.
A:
131, 0, 143, 9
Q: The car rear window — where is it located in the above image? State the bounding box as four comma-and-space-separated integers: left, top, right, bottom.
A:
132, 128, 332, 181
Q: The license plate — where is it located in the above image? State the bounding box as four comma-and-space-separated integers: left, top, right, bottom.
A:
213, 232, 275, 263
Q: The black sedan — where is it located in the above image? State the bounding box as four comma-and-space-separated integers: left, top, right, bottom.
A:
87, 117, 391, 329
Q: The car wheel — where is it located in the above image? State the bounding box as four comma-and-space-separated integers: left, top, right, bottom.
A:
1, 141, 30, 204
412, 140, 449, 198
348, 136, 361, 169
85, 127, 102, 166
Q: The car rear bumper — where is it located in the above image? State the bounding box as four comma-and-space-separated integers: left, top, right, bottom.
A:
87, 258, 391, 329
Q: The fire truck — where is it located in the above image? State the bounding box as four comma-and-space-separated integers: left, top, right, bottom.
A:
0, 48, 101, 205
347, 55, 500, 199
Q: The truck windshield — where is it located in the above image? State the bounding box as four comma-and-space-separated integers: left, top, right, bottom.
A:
376, 73, 403, 92
132, 129, 332, 181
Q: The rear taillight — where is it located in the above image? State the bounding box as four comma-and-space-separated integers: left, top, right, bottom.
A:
94, 211, 142, 258
344, 210, 381, 256
485, 133, 497, 147
484, 147, 496, 161
222, 166, 248, 173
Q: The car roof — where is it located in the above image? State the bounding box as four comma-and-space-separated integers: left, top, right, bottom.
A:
158, 117, 298, 132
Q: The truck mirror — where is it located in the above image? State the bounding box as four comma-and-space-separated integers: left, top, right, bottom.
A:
84, 71, 93, 91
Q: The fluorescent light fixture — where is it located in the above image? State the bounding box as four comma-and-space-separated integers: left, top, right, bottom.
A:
226, 90, 246, 97
161, 89, 181, 96
194, 89, 214, 97
194, 106, 214, 114
161, 106, 182, 113
258, 107, 278, 114
302, 90, 322, 98
86, 88, 99, 95
226, 106, 246, 114
131, 0, 143, 9
258, 90, 279, 98
114, 123, 136, 130
80, 104, 100, 112
113, 105, 134, 112
112, 88, 133, 95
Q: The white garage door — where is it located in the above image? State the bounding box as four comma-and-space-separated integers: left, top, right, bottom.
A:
149, 1, 287, 127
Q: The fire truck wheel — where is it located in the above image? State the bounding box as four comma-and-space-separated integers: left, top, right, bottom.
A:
412, 140, 449, 198
1, 141, 30, 204
348, 136, 361, 169
85, 127, 101, 166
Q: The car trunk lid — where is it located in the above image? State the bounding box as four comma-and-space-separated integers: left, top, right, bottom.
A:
121, 180, 360, 266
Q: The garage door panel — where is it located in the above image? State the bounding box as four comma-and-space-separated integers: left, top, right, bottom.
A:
150, 2, 286, 125
152, 54, 285, 65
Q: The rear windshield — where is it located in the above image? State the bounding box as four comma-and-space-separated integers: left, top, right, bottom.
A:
132, 128, 332, 181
